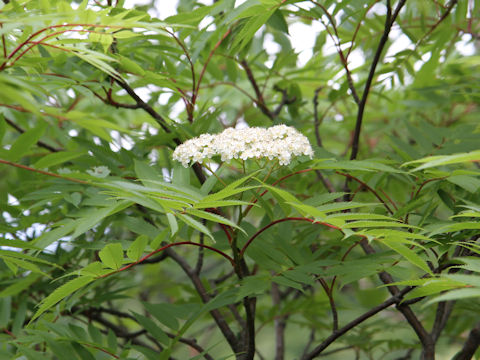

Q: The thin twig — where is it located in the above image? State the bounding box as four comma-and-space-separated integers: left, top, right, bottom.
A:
272, 85, 296, 117
317, 278, 338, 332
301, 285, 415, 359
337, 171, 394, 214
194, 28, 231, 104
310, 1, 360, 105
349, 0, 407, 161
313, 87, 324, 147
240, 59, 274, 120
0, 159, 89, 184
4, 116, 61, 152
240, 217, 341, 258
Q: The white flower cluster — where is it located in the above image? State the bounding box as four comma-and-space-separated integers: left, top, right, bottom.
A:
173, 125, 314, 167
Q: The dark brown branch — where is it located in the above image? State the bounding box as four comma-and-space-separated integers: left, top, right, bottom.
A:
79, 307, 216, 359
112, 78, 206, 184
349, 0, 407, 161
315, 170, 337, 194
5, 116, 61, 152
137, 251, 168, 264
165, 247, 241, 354
165, 332, 215, 360
271, 282, 286, 360
360, 240, 435, 360
431, 300, 455, 342
310, 1, 360, 105
241, 296, 256, 360
272, 85, 296, 117
77, 309, 164, 355
452, 322, 480, 360
301, 329, 316, 359
114, 78, 171, 133
318, 345, 355, 357
317, 278, 338, 332
313, 87, 323, 147
195, 223, 206, 275
302, 285, 415, 359
240, 60, 274, 120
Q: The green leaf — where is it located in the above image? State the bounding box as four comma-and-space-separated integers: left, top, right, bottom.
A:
405, 150, 480, 171
34, 151, 85, 169
177, 213, 214, 241
185, 208, 245, 234
343, 220, 415, 229
118, 55, 145, 75
430, 222, 480, 236
98, 243, 124, 270
166, 213, 178, 237
132, 312, 170, 345
0, 255, 49, 277
31, 276, 94, 322
8, 121, 47, 161
127, 235, 148, 261
382, 240, 432, 274
231, 9, 275, 52
202, 170, 260, 201
0, 274, 39, 297
267, 9, 288, 33
403, 278, 464, 301
425, 288, 480, 306
193, 199, 252, 209
143, 302, 180, 330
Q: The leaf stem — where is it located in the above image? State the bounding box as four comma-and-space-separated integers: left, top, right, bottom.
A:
0, 159, 89, 184
203, 162, 227, 186
100, 241, 235, 279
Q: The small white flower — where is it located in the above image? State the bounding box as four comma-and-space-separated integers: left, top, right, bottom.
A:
172, 125, 314, 167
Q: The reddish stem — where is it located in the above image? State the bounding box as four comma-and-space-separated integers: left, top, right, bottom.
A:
240, 217, 341, 258
0, 23, 122, 71
2, 328, 16, 338
413, 177, 447, 199
0, 159, 89, 184
330, 240, 362, 291
193, 28, 231, 104
244, 168, 315, 217
164, 28, 195, 99
100, 241, 234, 279
336, 171, 394, 215
85, 344, 119, 359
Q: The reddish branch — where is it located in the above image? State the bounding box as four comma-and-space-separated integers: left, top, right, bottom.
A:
0, 23, 123, 71
100, 241, 235, 279
193, 28, 232, 104
0, 159, 89, 184
240, 217, 341, 258
336, 171, 394, 214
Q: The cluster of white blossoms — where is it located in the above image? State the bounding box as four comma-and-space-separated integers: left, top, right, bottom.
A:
173, 125, 314, 167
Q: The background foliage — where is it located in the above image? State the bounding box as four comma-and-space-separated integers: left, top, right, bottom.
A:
1, 0, 480, 359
